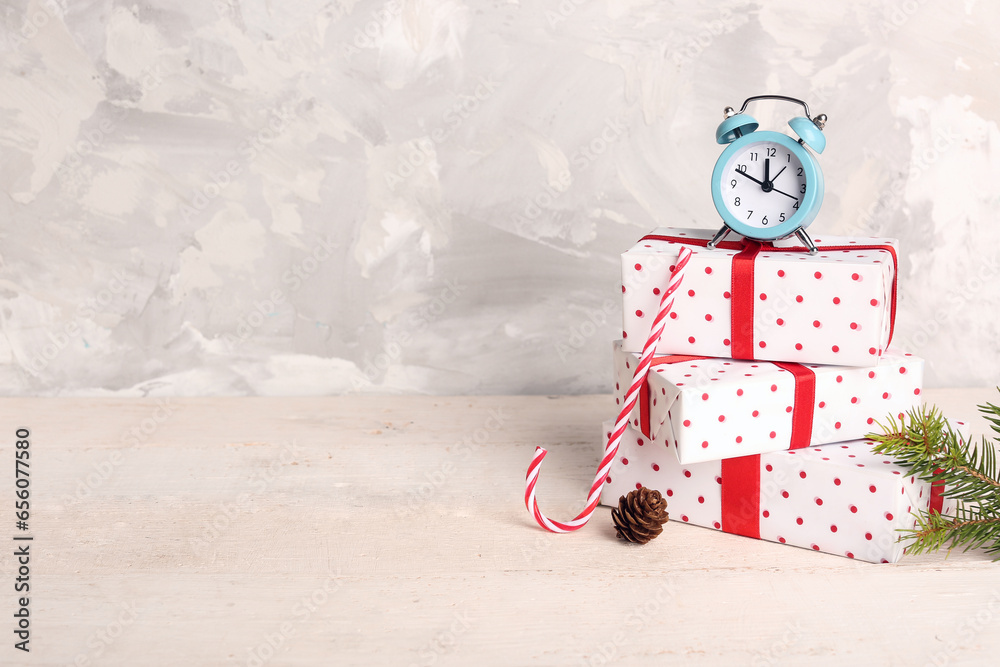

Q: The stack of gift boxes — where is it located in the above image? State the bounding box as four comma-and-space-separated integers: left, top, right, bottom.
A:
599, 227, 966, 563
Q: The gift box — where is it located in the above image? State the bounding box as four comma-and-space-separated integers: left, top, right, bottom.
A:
621, 228, 898, 367
612, 340, 924, 465
600, 420, 968, 563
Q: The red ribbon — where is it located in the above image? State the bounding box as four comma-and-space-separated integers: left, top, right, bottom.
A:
638, 234, 899, 358
930, 467, 945, 515
636, 356, 816, 451
721, 455, 762, 538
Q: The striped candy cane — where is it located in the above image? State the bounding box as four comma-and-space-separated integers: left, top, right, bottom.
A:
525, 246, 694, 532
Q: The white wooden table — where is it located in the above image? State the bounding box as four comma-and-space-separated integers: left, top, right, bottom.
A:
5, 389, 1000, 665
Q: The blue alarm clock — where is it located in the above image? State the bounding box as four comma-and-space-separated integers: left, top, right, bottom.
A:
707, 95, 828, 254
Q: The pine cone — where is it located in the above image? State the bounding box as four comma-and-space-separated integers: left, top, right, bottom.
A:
612, 487, 669, 544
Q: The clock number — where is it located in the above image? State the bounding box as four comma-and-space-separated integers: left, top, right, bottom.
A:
737, 164, 747, 173
793, 201, 799, 209
766, 147, 776, 157
749, 152, 758, 161
761, 215, 768, 226
779, 212, 785, 222
799, 183, 807, 194
734, 197, 740, 206
730, 179, 737, 188
797, 167, 803, 176
786, 153, 791, 163
746, 210, 753, 219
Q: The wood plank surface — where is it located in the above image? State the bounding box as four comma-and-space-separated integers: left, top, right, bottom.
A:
1, 389, 998, 665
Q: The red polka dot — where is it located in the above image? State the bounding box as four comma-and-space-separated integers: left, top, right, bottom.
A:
882, 392, 891, 399
811, 544, 820, 551
815, 498, 823, 506
634, 263, 642, 271
799, 471, 807, 479
778, 536, 786, 543
736, 389, 744, 396
847, 552, 855, 559
635, 483, 642, 489
715, 476, 722, 484
869, 485, 877, 493
914, 388, 921, 395
723, 338, 731, 346
795, 295, 803, 303
834, 478, 841, 486
831, 345, 840, 352
683, 470, 691, 478
865, 532, 873, 540
796, 517, 803, 525
683, 420, 691, 427
769, 431, 776, 439
852, 273, 860, 281
777, 270, 785, 277
830, 525, 838, 533
812, 320, 821, 328
697, 496, 705, 504
818, 401, 826, 408
886, 512, 894, 521
701, 393, 709, 401
786, 406, 793, 413
834, 422, 841, 429
621, 457, 629, 465
718, 415, 726, 422
814, 271, 822, 279
665, 489, 673, 496
705, 314, 713, 322
652, 287, 660, 295
869, 347, 877, 355
867, 417, 874, 424
637, 438, 644, 446
850, 322, 859, 330
669, 312, 677, 319
688, 336, 696, 344
623, 331, 628, 338
763, 510, 770, 518
770, 384, 777, 392
651, 463, 659, 471
776, 318, 785, 326
688, 289, 696, 297
723, 291, 731, 299
752, 410, 760, 418
870, 299, 879, 307
705, 266, 713, 274
636, 309, 643, 317
849, 505, 857, 513
851, 396, 858, 404
759, 293, 767, 301
622, 285, 626, 293
701, 441, 709, 448
605, 476, 611, 483
713, 521, 721, 529
833, 297, 841, 304
836, 375, 843, 383
681, 515, 689, 522
759, 341, 767, 348
899, 367, 907, 374
765, 464, 773, 472
794, 343, 803, 350
781, 491, 789, 498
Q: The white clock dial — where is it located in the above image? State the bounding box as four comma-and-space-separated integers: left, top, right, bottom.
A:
720, 141, 808, 229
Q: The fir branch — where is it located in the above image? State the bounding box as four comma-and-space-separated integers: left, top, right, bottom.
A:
868, 395, 1000, 560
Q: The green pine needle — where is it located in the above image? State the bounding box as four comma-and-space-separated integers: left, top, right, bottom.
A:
868, 390, 1000, 560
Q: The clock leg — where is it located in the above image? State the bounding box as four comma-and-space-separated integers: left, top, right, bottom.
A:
795, 228, 818, 254
707, 226, 731, 250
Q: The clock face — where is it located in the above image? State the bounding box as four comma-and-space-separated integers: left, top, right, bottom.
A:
718, 140, 808, 230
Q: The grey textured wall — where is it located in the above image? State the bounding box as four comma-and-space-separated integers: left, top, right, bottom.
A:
1, 0, 997, 396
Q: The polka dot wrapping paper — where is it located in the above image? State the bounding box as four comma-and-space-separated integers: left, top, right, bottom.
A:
621, 228, 898, 367
599, 420, 969, 563
612, 341, 925, 465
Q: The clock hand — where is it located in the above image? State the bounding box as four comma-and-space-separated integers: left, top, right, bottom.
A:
734, 169, 765, 187
764, 157, 770, 185
771, 166, 786, 181
770, 186, 799, 201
